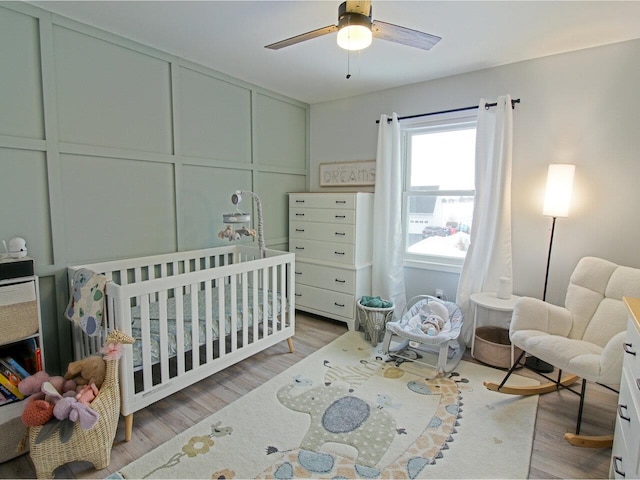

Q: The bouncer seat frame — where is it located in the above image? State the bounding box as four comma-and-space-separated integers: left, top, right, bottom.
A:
382, 295, 465, 376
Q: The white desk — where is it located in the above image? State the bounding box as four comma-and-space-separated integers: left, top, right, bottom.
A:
470, 292, 520, 366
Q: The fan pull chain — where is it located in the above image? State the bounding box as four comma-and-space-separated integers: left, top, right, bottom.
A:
346, 50, 351, 79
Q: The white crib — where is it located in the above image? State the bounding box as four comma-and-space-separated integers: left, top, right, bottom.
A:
68, 245, 295, 441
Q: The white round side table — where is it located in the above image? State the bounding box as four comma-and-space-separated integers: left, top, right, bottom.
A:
470, 292, 521, 366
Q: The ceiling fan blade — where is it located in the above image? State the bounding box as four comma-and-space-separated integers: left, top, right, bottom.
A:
345, 0, 371, 16
265, 25, 339, 50
372, 20, 441, 50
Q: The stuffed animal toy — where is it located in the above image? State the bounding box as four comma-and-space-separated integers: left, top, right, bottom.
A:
21, 399, 55, 427
64, 355, 106, 389
20, 377, 77, 427
420, 315, 444, 336
218, 225, 256, 242
75, 383, 99, 405
35, 381, 99, 431
18, 371, 77, 403
417, 300, 450, 336
53, 396, 99, 430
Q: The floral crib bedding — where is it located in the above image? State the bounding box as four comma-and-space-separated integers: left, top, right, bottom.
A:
129, 286, 282, 369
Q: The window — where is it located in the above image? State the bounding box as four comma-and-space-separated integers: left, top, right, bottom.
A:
402, 114, 477, 270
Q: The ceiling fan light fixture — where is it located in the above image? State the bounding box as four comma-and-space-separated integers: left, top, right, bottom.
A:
336, 9, 372, 51
337, 23, 372, 51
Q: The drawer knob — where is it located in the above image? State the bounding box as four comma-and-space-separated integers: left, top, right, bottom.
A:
623, 342, 636, 356
334, 302, 345, 307
295, 271, 302, 275
296, 213, 305, 216
334, 232, 346, 236
334, 251, 345, 256
295, 200, 306, 203
335, 215, 346, 219
613, 456, 625, 477
335, 200, 346, 204
295, 293, 302, 297
295, 228, 305, 232
618, 404, 631, 422
335, 279, 346, 283
295, 247, 305, 250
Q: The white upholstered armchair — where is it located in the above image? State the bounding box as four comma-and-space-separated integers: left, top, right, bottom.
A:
485, 256, 640, 446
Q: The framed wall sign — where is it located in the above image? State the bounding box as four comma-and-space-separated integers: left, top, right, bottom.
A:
319, 160, 376, 187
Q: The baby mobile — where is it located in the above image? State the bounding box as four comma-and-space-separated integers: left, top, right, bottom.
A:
218, 190, 266, 258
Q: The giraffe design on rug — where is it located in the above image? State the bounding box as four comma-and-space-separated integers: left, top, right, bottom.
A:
260, 353, 469, 479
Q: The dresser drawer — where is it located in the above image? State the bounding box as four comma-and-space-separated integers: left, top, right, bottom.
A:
624, 316, 640, 382
618, 369, 640, 468
294, 261, 355, 293
289, 221, 354, 244
289, 207, 355, 224
612, 368, 640, 478
295, 284, 354, 319
290, 238, 355, 264
289, 194, 355, 210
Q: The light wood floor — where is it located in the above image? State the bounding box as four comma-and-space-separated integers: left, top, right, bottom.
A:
0, 312, 617, 479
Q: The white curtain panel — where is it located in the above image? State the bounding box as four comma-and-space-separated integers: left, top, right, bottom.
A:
457, 95, 514, 344
372, 113, 407, 319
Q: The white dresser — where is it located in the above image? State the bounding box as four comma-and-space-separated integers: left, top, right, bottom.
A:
611, 296, 640, 478
288, 192, 374, 331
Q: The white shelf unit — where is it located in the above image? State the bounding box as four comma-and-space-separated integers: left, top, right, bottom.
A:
289, 192, 374, 331
0, 257, 44, 462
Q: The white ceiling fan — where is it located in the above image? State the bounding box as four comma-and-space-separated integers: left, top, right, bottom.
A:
265, 1, 441, 52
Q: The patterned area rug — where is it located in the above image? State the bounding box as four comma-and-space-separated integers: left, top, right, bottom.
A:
116, 331, 538, 479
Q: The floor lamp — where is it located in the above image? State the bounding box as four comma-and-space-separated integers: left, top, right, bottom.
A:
526, 164, 575, 372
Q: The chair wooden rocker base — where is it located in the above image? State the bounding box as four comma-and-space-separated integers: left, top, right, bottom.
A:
485, 349, 615, 448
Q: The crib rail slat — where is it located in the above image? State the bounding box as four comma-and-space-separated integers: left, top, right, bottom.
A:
218, 281, 226, 357
158, 290, 170, 383
271, 265, 278, 334
241, 272, 249, 347
175, 287, 185, 375
140, 294, 153, 393
251, 269, 259, 341
204, 281, 213, 362
230, 275, 237, 352
190, 282, 200, 369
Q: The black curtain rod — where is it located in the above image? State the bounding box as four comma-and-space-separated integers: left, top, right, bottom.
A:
376, 98, 520, 123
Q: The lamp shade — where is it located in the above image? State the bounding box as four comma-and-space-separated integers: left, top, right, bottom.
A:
543, 164, 575, 218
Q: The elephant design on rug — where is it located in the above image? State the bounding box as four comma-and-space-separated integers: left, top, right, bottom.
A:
263, 359, 469, 479
276, 381, 397, 468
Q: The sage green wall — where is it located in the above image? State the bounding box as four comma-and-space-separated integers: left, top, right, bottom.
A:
0, 3, 309, 373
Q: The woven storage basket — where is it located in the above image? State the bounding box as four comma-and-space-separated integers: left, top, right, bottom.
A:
28, 359, 120, 479
474, 326, 523, 369
357, 299, 394, 346
0, 280, 39, 344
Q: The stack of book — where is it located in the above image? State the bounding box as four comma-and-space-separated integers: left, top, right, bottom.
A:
0, 338, 42, 405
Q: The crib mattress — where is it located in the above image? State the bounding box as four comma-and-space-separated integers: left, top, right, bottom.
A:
129, 286, 281, 369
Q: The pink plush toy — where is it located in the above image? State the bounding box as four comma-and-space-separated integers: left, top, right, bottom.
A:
18, 371, 76, 403
75, 383, 99, 405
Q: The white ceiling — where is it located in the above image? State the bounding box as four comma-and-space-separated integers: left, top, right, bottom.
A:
29, 0, 640, 104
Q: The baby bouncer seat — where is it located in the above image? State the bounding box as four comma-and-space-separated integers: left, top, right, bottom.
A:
382, 295, 465, 376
